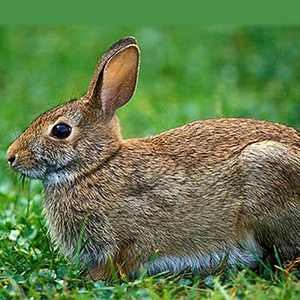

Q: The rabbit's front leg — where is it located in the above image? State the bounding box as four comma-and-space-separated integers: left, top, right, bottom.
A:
88, 263, 112, 281
87, 246, 138, 281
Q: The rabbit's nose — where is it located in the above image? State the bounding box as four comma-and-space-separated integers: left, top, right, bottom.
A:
7, 140, 20, 167
7, 154, 16, 165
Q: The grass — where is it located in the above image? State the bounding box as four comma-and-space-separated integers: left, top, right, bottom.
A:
1, 26, 300, 298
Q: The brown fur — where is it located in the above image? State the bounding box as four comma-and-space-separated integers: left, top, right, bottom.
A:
7, 37, 300, 280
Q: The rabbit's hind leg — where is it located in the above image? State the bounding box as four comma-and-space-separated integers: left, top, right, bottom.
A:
239, 140, 300, 216
239, 141, 300, 260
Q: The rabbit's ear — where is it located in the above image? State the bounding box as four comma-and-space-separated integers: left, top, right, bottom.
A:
85, 37, 140, 117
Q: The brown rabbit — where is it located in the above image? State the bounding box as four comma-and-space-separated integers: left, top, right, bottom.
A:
6, 37, 300, 280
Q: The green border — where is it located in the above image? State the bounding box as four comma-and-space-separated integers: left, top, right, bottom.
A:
1, 1, 300, 26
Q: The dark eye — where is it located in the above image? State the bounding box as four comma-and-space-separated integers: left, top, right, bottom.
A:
51, 123, 72, 139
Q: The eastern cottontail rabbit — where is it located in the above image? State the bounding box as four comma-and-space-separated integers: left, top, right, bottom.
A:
7, 37, 300, 280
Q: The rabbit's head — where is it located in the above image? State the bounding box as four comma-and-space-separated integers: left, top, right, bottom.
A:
7, 37, 140, 185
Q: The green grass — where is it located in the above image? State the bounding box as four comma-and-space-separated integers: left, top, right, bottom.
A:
1, 26, 300, 298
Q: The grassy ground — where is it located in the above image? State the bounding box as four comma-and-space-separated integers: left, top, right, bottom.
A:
1, 26, 300, 299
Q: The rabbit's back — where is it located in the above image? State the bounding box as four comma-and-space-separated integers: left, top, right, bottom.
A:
142, 118, 300, 164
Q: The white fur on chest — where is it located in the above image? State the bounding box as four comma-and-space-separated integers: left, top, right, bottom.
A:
43, 171, 75, 187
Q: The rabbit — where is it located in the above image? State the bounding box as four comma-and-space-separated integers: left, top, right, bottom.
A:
6, 36, 300, 280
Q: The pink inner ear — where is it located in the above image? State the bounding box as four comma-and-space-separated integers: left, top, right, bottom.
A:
101, 87, 122, 112
99, 46, 139, 114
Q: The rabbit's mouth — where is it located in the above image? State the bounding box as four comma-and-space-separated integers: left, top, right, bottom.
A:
7, 144, 47, 180
11, 163, 76, 186
7, 154, 46, 180
9, 164, 46, 180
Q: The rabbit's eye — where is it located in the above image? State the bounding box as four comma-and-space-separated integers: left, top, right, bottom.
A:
51, 123, 72, 139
